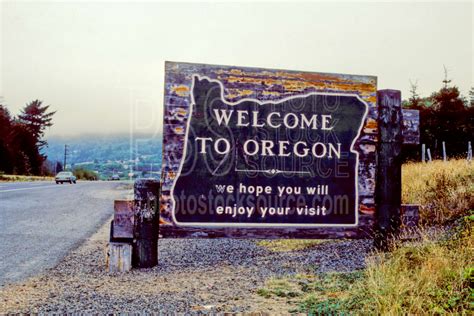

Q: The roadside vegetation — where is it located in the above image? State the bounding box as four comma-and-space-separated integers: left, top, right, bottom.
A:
257, 159, 474, 314
0, 100, 55, 176
345, 217, 472, 314
0, 172, 54, 182
73, 167, 99, 181
403, 159, 473, 225
401, 78, 473, 161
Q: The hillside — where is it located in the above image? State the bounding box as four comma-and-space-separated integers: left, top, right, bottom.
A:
43, 134, 162, 179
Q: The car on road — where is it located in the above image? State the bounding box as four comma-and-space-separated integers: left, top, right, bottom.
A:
109, 174, 120, 181
55, 171, 77, 184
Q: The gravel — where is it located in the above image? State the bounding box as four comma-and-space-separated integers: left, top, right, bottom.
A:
0, 221, 372, 314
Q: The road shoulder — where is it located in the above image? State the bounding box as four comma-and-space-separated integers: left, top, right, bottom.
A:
0, 217, 371, 313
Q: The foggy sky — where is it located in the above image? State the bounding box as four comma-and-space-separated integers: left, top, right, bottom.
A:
1, 1, 472, 137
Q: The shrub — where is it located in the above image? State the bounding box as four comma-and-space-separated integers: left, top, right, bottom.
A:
73, 167, 98, 180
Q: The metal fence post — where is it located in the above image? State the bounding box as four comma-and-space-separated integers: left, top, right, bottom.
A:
442, 141, 447, 162
468, 141, 472, 162
421, 144, 426, 163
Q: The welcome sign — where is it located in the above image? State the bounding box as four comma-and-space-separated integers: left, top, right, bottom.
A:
161, 62, 378, 237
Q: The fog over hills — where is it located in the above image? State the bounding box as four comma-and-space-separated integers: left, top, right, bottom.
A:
43, 134, 162, 167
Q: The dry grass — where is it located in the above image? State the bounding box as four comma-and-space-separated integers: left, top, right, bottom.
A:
257, 160, 474, 314
348, 160, 473, 314
256, 239, 325, 252
349, 216, 473, 314
275, 216, 474, 315
260, 160, 474, 253
402, 159, 474, 225
0, 174, 54, 182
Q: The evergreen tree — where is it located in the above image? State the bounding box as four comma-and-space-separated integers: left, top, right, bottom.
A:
0, 101, 56, 175
18, 100, 56, 149
404, 80, 424, 109
469, 87, 474, 107
430, 85, 466, 112
402, 73, 472, 160
10, 122, 40, 174
429, 84, 470, 156
56, 161, 63, 173
14, 100, 56, 174
403, 68, 474, 160
0, 105, 13, 173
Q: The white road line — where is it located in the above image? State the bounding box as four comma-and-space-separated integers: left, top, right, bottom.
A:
0, 185, 64, 193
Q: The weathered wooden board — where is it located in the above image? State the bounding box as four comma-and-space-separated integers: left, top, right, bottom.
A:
160, 61, 379, 238
106, 242, 132, 273
158, 205, 418, 239
113, 199, 134, 239
159, 214, 374, 239
401, 109, 420, 145
400, 204, 420, 228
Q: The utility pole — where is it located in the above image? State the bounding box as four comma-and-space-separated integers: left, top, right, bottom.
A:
64, 145, 69, 170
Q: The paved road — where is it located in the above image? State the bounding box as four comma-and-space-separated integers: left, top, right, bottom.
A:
0, 181, 131, 286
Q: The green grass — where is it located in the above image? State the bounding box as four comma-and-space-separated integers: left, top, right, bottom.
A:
257, 278, 302, 298
257, 272, 364, 314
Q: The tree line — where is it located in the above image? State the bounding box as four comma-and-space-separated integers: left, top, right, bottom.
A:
402, 75, 474, 161
0, 100, 55, 175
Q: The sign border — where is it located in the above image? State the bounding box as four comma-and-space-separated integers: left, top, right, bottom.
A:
170, 75, 369, 228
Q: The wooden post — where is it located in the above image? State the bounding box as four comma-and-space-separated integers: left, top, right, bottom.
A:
107, 201, 134, 273
427, 148, 432, 162
106, 242, 132, 273
421, 144, 426, 162
442, 141, 447, 162
375, 90, 403, 250
132, 179, 160, 268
